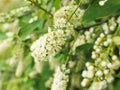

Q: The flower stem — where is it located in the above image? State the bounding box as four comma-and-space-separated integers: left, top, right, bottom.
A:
65, 0, 83, 24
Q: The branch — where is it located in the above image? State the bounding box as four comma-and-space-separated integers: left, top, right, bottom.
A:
66, 0, 83, 24
28, 0, 53, 17
75, 13, 120, 31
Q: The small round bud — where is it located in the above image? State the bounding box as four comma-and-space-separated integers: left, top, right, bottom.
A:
96, 70, 103, 77
107, 75, 114, 83
99, 0, 107, 6
103, 69, 109, 75
101, 61, 107, 67
100, 33, 105, 38
92, 54, 97, 59
81, 78, 90, 87
93, 45, 98, 49
105, 30, 109, 34
88, 66, 94, 70
110, 26, 115, 31
107, 63, 112, 68
103, 41, 109, 47
87, 70, 94, 78
85, 62, 91, 67
107, 38, 112, 43
112, 55, 118, 61
89, 28, 94, 33
96, 48, 101, 53
85, 31, 90, 36
82, 70, 87, 77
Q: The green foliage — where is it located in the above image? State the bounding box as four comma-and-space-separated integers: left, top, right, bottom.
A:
0, 32, 8, 39
113, 79, 120, 90
53, 0, 60, 10
83, 0, 120, 25
75, 43, 93, 53
18, 19, 45, 40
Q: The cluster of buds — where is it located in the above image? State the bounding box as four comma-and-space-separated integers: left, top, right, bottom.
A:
81, 17, 120, 90
54, 5, 84, 29
84, 28, 95, 43
0, 6, 31, 23
51, 65, 70, 90
31, 5, 85, 61
31, 27, 74, 61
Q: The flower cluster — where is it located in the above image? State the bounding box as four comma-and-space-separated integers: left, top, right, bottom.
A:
0, 6, 31, 23
31, 5, 84, 61
84, 28, 95, 43
15, 60, 25, 77
30, 27, 74, 61
72, 27, 95, 52
54, 5, 84, 29
10, 6, 30, 17
51, 65, 70, 90
81, 17, 120, 90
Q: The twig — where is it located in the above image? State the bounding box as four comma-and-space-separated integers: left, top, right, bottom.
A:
75, 13, 120, 31
28, 0, 53, 17
66, 0, 83, 24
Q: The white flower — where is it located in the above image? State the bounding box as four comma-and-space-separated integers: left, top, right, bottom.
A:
15, 61, 25, 77
107, 63, 112, 68
103, 69, 109, 75
112, 55, 118, 61
81, 78, 90, 87
34, 60, 43, 73
103, 41, 109, 47
105, 75, 114, 83
113, 36, 120, 45
29, 71, 38, 79
87, 70, 95, 79
28, 16, 38, 23
54, 5, 84, 28
99, 0, 108, 6
8, 57, 17, 67
85, 62, 92, 67
101, 61, 107, 67
51, 66, 69, 90
95, 70, 103, 77
87, 65, 94, 71
88, 80, 107, 90
82, 70, 87, 77
31, 27, 74, 61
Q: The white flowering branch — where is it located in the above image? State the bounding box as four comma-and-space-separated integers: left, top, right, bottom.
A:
66, 0, 84, 24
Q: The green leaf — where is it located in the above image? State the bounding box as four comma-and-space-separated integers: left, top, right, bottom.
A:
18, 19, 45, 40
74, 43, 93, 61
54, 53, 66, 64
114, 79, 120, 90
109, 0, 120, 4
54, 0, 60, 10
82, 0, 120, 25
75, 43, 93, 53
0, 32, 8, 39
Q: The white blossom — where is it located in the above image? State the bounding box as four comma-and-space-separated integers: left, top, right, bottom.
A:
88, 80, 107, 90
31, 27, 74, 61
51, 66, 69, 90
15, 61, 25, 77
54, 5, 84, 28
